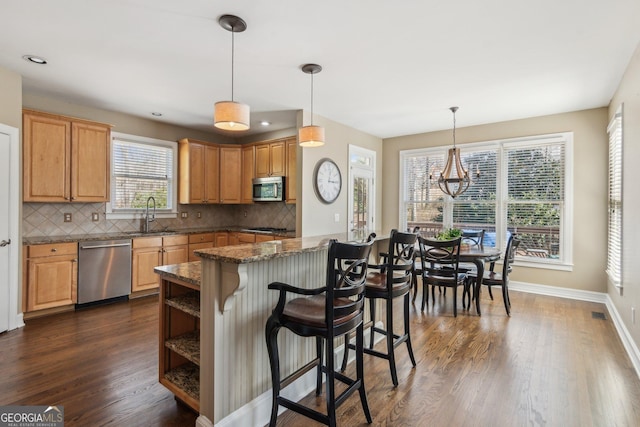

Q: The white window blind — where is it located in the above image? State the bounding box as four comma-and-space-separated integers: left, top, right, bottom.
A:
110, 134, 176, 211
505, 141, 564, 260
607, 106, 623, 288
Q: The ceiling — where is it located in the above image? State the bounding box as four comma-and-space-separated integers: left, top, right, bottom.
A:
2, 0, 639, 139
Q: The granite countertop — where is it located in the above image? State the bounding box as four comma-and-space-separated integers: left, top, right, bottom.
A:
23, 227, 296, 245
154, 261, 201, 287
195, 230, 388, 264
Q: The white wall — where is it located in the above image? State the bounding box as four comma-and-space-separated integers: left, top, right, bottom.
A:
609, 42, 640, 350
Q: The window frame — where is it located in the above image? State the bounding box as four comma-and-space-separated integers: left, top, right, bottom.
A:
607, 105, 623, 291
399, 132, 573, 271
106, 132, 178, 220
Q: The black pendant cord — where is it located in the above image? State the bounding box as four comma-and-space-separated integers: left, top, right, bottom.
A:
310, 71, 314, 126
452, 108, 456, 148
231, 28, 235, 102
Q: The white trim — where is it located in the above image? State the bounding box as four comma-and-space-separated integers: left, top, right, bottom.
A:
348, 145, 376, 233
0, 123, 23, 331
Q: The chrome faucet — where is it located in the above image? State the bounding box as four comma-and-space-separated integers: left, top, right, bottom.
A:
144, 196, 156, 233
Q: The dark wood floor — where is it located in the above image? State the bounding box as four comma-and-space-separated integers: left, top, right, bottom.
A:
2, 290, 640, 426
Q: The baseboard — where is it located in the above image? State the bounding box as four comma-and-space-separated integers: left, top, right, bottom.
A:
197, 321, 385, 427
510, 280, 640, 379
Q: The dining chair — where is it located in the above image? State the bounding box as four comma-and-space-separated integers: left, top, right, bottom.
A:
417, 235, 467, 316
343, 229, 417, 387
466, 234, 521, 316
265, 236, 375, 427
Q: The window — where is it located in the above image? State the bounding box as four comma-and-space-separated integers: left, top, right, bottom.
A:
106, 132, 177, 219
400, 132, 573, 269
607, 106, 623, 290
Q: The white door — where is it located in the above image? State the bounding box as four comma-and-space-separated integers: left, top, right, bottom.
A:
348, 145, 376, 233
0, 124, 20, 333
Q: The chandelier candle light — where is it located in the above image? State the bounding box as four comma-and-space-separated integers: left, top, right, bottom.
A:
214, 15, 250, 131
435, 106, 471, 198
298, 63, 325, 147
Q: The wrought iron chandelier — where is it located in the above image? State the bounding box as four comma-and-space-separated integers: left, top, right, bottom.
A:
435, 106, 471, 198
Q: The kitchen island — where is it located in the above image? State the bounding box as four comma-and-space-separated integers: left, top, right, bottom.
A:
192, 231, 387, 427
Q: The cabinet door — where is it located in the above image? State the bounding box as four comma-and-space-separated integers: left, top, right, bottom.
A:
215, 232, 229, 247
72, 121, 110, 202
219, 146, 242, 203
286, 138, 297, 203
227, 233, 240, 246
270, 141, 286, 177
255, 144, 270, 178
188, 242, 214, 261
163, 245, 189, 265
27, 255, 77, 311
187, 142, 206, 203
23, 112, 71, 202
237, 232, 256, 244
132, 247, 162, 292
204, 144, 220, 203
241, 145, 255, 204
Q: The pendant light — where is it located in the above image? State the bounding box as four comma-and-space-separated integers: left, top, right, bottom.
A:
214, 15, 250, 131
435, 106, 471, 198
298, 63, 325, 147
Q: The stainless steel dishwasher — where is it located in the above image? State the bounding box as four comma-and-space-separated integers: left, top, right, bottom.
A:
78, 239, 132, 306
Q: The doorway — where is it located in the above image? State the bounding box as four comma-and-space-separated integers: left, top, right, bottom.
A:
348, 145, 376, 233
0, 123, 21, 333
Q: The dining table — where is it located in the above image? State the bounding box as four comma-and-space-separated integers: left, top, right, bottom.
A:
458, 245, 502, 315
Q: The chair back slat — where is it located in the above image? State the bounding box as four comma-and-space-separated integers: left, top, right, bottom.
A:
417, 236, 462, 278
462, 230, 485, 248
383, 229, 417, 291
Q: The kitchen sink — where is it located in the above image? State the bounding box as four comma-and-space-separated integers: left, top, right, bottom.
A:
126, 229, 176, 237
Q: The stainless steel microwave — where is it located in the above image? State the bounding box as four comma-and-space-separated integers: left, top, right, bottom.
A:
252, 176, 284, 202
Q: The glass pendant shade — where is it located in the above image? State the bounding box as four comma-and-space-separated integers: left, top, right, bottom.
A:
214, 101, 250, 131
438, 147, 470, 198
298, 125, 325, 147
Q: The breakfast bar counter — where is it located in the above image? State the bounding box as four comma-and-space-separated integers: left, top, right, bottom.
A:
192, 231, 387, 427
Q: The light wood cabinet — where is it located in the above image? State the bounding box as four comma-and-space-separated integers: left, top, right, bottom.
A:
255, 140, 285, 178
215, 232, 229, 247
159, 270, 200, 412
23, 109, 111, 202
236, 232, 256, 244
255, 234, 275, 243
227, 232, 240, 246
25, 242, 78, 312
241, 145, 255, 204
132, 235, 188, 293
188, 233, 215, 262
285, 137, 297, 203
178, 139, 219, 204
219, 145, 242, 204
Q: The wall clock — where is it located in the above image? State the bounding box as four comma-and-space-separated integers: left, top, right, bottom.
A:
314, 158, 342, 204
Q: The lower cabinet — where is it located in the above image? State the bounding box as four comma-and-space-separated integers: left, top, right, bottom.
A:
132, 235, 188, 294
25, 242, 78, 313
159, 274, 200, 412
188, 233, 215, 262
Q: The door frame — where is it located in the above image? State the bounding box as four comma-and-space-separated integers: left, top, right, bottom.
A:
347, 145, 376, 232
0, 123, 23, 330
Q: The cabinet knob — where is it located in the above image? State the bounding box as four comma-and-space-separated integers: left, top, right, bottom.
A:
51, 248, 57, 252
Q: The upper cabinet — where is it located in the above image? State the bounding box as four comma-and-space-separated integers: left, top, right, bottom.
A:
219, 145, 242, 204
23, 109, 111, 202
255, 140, 285, 178
179, 138, 220, 204
285, 137, 297, 203
241, 145, 255, 204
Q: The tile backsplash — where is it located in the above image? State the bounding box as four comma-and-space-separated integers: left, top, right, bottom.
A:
23, 202, 296, 237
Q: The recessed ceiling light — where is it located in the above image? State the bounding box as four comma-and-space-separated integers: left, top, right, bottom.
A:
151, 112, 162, 117
260, 121, 271, 126
22, 55, 47, 65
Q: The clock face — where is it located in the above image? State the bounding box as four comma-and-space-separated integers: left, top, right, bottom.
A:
314, 159, 342, 204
